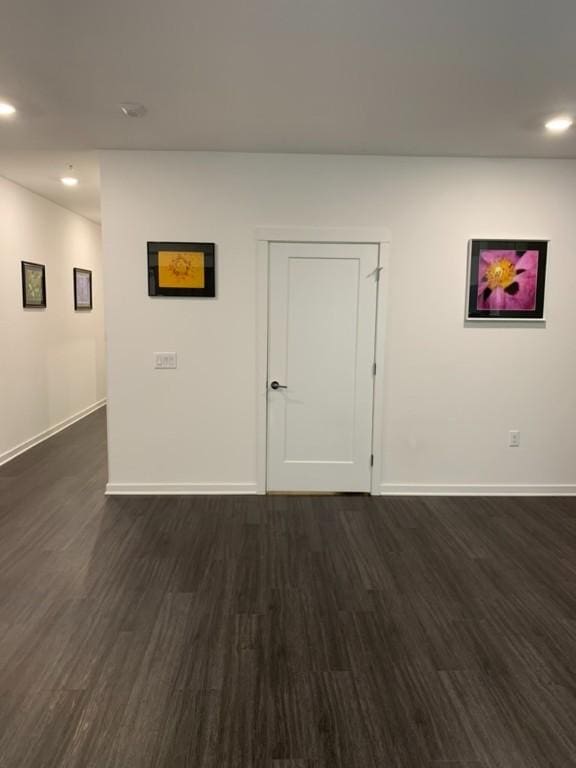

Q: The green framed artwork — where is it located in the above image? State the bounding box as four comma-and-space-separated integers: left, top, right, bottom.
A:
21, 261, 46, 308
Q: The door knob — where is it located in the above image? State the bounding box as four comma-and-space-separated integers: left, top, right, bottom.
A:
270, 380, 287, 390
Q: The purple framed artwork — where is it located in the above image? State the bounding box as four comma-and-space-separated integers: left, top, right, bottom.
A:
74, 268, 93, 310
467, 239, 548, 320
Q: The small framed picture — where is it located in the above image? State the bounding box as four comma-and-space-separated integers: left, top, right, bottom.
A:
147, 242, 216, 297
21, 261, 47, 308
74, 268, 93, 310
467, 239, 548, 320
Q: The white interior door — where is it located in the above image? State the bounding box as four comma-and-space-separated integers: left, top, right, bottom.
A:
267, 242, 379, 492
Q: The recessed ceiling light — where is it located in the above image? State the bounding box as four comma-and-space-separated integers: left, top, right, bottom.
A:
120, 102, 147, 118
60, 163, 79, 187
545, 115, 573, 133
0, 102, 16, 116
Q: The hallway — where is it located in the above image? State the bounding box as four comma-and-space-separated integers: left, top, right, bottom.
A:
0, 410, 575, 767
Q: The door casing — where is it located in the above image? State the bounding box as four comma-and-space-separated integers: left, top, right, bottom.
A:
255, 227, 391, 495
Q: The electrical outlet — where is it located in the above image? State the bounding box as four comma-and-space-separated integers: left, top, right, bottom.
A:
154, 353, 177, 369
509, 430, 520, 448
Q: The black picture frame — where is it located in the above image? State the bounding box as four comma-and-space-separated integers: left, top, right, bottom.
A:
21, 261, 47, 308
147, 241, 216, 297
74, 268, 93, 310
467, 239, 548, 321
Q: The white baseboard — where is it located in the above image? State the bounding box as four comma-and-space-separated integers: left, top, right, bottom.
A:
0, 399, 107, 468
379, 483, 576, 496
105, 482, 259, 495
107, 481, 576, 497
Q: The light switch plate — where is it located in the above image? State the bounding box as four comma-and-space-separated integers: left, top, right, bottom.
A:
154, 353, 177, 369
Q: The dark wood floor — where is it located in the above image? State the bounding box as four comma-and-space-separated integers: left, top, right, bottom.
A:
0, 409, 575, 767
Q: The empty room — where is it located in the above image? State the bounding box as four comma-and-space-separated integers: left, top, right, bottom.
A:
0, 0, 575, 766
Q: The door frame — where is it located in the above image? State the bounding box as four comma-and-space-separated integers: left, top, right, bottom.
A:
255, 227, 391, 496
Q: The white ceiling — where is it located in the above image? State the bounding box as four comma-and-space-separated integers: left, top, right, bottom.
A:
2, 0, 576, 217
0, 151, 100, 222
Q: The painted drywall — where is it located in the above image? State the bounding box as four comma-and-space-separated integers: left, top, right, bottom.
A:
100, 152, 576, 493
0, 176, 106, 463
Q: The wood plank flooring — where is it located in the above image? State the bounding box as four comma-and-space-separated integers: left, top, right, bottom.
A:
0, 408, 575, 767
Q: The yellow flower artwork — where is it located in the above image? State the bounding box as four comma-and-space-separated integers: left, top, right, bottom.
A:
158, 251, 205, 289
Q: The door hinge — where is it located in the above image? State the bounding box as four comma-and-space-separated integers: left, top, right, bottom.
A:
370, 454, 374, 467
372, 362, 377, 376
375, 266, 383, 282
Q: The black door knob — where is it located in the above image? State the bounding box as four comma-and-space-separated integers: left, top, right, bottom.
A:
270, 380, 287, 390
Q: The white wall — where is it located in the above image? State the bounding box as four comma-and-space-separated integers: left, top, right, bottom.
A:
0, 176, 106, 463
100, 152, 576, 494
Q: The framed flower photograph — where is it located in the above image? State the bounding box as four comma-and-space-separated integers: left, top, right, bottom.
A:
467, 239, 548, 320
147, 242, 216, 297
21, 261, 47, 308
74, 268, 93, 310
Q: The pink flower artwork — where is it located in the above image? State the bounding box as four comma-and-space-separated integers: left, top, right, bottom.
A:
477, 249, 539, 311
